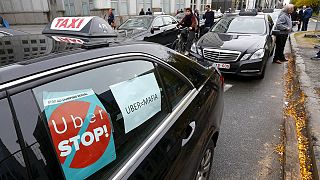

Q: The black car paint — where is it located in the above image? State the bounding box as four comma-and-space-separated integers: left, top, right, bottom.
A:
192, 14, 274, 77
117, 15, 179, 47
0, 35, 223, 179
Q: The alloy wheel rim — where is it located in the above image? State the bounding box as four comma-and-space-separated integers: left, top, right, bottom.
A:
196, 149, 212, 180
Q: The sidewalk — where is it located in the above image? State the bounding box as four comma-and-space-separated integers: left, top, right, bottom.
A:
290, 30, 320, 177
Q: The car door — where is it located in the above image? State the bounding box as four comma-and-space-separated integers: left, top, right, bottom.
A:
144, 17, 167, 45
5, 55, 196, 180
159, 52, 222, 180
162, 16, 179, 46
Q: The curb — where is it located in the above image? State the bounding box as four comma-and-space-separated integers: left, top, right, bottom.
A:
290, 32, 320, 178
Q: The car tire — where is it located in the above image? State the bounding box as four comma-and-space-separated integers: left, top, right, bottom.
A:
195, 140, 214, 180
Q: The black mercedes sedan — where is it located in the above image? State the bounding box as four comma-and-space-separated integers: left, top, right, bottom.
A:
0, 32, 223, 180
117, 15, 179, 47
190, 12, 275, 79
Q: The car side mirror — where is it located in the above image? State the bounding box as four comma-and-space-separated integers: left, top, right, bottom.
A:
151, 27, 160, 34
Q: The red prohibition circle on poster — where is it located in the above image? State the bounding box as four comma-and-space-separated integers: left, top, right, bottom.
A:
47, 101, 112, 168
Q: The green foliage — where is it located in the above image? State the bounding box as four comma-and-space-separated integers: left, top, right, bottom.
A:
291, 0, 320, 8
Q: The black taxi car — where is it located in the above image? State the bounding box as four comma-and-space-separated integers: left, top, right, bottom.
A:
117, 15, 179, 47
0, 18, 224, 180
190, 11, 275, 79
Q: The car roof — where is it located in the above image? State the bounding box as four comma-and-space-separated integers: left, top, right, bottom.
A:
0, 34, 171, 86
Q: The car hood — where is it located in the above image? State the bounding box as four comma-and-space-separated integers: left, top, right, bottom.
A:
116, 29, 147, 39
197, 32, 266, 53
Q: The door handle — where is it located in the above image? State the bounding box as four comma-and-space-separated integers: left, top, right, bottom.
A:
182, 121, 196, 147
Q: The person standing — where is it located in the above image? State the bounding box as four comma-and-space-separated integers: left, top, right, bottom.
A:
290, 7, 299, 30
297, 6, 305, 31
139, 8, 145, 15
177, 8, 197, 55
104, 9, 115, 29
273, 4, 294, 64
302, 6, 313, 31
146, 8, 152, 15
203, 5, 215, 28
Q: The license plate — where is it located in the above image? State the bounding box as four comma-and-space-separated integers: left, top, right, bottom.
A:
213, 63, 230, 69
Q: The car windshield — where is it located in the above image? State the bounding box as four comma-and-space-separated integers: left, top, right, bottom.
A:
211, 17, 266, 34
118, 17, 153, 30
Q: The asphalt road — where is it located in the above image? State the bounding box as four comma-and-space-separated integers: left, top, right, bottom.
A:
210, 56, 285, 179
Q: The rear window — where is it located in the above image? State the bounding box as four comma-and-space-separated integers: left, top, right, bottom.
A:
212, 17, 266, 34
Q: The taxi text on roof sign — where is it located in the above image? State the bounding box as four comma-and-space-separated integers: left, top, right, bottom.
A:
50, 17, 94, 31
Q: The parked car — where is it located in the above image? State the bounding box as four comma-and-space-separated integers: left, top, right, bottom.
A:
0, 31, 224, 180
117, 15, 179, 47
190, 11, 275, 79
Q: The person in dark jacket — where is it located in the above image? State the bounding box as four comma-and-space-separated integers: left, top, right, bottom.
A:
146, 8, 152, 15
177, 8, 198, 55
203, 5, 215, 28
297, 6, 305, 31
104, 9, 115, 29
302, 6, 313, 31
139, 8, 145, 15
273, 4, 294, 64
290, 7, 299, 29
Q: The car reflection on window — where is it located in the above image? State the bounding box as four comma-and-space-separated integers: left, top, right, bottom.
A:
118, 17, 153, 30
212, 17, 266, 34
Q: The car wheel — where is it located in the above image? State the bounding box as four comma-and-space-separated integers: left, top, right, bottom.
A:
195, 140, 214, 180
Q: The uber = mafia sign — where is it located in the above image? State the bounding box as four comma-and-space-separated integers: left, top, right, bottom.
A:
110, 73, 161, 133
50, 17, 93, 31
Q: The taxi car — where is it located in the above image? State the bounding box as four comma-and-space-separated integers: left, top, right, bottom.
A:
190, 11, 275, 79
117, 15, 179, 47
0, 16, 224, 180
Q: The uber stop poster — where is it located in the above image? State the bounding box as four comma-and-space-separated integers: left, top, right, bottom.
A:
43, 89, 116, 180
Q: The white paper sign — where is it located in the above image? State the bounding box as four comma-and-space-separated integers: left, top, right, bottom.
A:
110, 73, 161, 133
50, 17, 94, 31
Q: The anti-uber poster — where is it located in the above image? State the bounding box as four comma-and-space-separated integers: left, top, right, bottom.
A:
43, 89, 116, 180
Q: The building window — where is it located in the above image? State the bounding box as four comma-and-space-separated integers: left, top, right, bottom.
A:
120, 0, 128, 15
111, 0, 118, 15
190, 0, 197, 10
161, 0, 170, 14
175, 0, 185, 11
200, 0, 207, 12
137, 0, 152, 15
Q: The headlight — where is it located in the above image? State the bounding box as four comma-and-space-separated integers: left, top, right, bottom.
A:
197, 47, 203, 56
240, 54, 251, 61
250, 49, 265, 60
191, 43, 197, 53
191, 43, 203, 56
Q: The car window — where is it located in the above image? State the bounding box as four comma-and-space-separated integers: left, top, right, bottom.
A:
31, 60, 169, 179
153, 17, 164, 27
0, 98, 28, 179
10, 90, 65, 179
163, 16, 176, 25
118, 17, 153, 30
157, 66, 190, 107
211, 17, 266, 34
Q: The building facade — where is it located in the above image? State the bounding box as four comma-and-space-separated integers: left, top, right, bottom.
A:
0, 0, 245, 25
